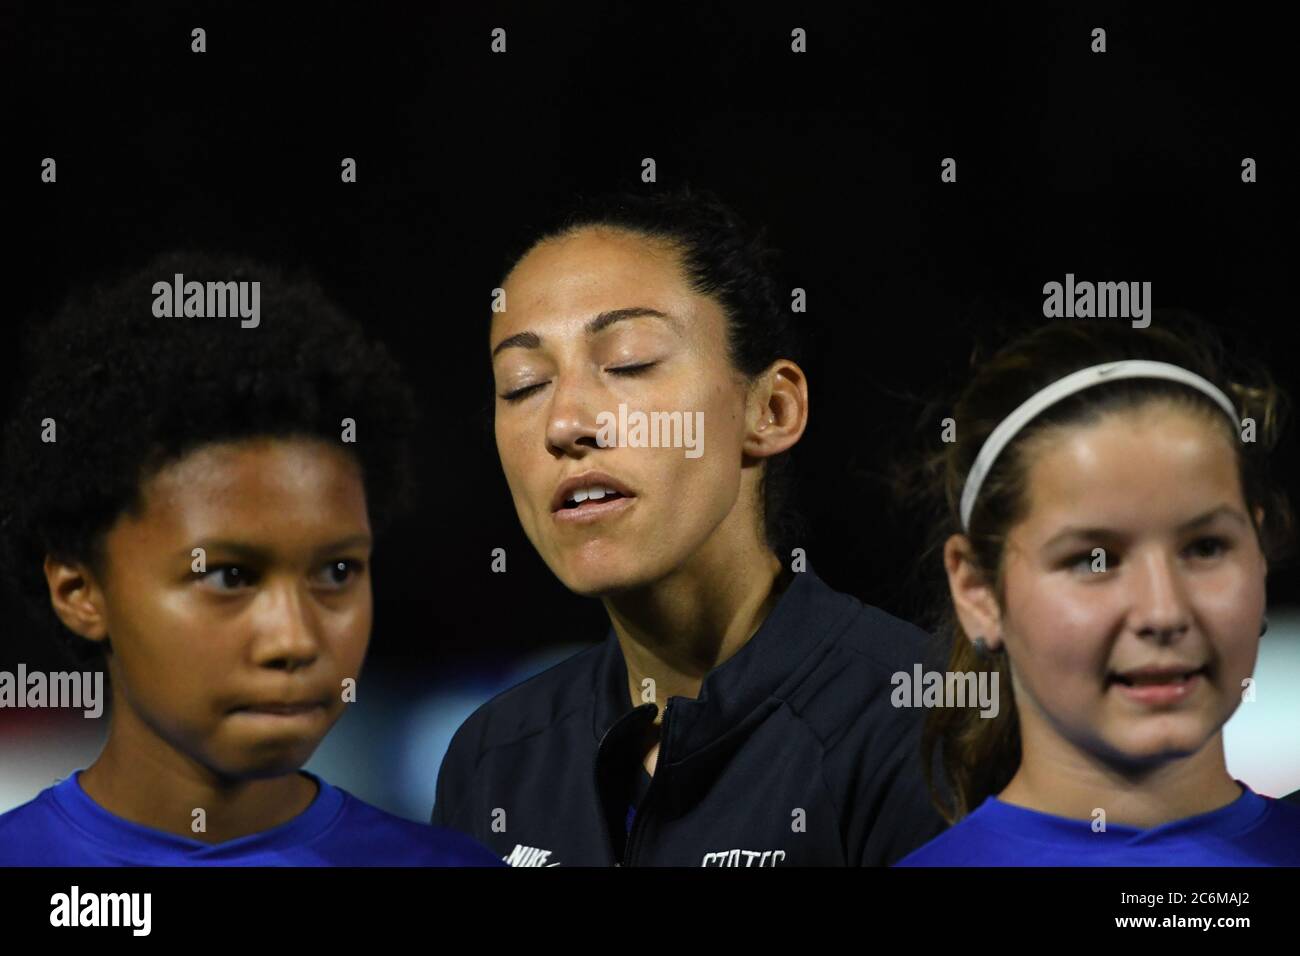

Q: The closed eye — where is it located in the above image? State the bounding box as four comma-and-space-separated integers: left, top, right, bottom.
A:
609, 362, 657, 377
501, 382, 547, 402
500, 362, 657, 401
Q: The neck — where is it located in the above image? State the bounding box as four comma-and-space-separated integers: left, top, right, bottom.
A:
79, 688, 319, 844
999, 722, 1242, 829
604, 523, 787, 721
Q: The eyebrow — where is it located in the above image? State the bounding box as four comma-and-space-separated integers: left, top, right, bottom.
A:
1041, 505, 1248, 549
491, 307, 674, 358
182, 534, 374, 562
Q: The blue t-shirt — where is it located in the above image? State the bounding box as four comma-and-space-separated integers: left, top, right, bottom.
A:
0, 770, 503, 867
896, 781, 1300, 866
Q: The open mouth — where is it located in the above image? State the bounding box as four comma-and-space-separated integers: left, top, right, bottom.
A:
1107, 665, 1209, 706
559, 487, 629, 511
553, 490, 636, 524
551, 472, 637, 518
1108, 666, 1207, 688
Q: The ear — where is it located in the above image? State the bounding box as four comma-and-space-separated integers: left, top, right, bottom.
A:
742, 359, 809, 460
43, 554, 111, 645
943, 533, 1004, 651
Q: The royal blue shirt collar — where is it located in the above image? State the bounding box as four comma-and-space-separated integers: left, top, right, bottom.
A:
971, 780, 1268, 845
50, 769, 345, 861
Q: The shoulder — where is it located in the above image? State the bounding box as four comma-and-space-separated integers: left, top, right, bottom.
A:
335, 791, 503, 866
1265, 791, 1300, 817
442, 642, 606, 766
823, 591, 944, 676
0, 787, 54, 830
1258, 792, 1300, 836
790, 570, 945, 679
0, 783, 70, 865
1217, 786, 1300, 865
784, 577, 944, 744
780, 579, 953, 836
893, 806, 1001, 866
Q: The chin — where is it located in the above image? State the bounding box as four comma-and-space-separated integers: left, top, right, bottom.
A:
230, 750, 318, 780
561, 566, 645, 598
218, 734, 329, 779
550, 545, 658, 596
1104, 724, 1215, 766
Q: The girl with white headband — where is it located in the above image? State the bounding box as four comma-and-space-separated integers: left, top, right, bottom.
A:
893, 313, 1300, 865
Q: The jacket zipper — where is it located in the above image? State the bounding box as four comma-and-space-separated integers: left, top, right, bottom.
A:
592, 720, 621, 865
623, 698, 671, 866
592, 701, 657, 866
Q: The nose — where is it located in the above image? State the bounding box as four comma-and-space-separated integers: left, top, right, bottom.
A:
250, 579, 322, 672
1128, 548, 1191, 645
544, 370, 605, 456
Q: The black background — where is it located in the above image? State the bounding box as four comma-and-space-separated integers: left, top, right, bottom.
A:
2, 2, 1295, 677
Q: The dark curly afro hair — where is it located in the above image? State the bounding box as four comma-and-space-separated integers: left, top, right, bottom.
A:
0, 250, 421, 663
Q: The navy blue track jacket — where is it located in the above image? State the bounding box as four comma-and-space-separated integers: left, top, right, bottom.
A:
431, 566, 950, 866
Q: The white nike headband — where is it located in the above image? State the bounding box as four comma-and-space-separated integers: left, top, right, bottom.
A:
959, 360, 1240, 533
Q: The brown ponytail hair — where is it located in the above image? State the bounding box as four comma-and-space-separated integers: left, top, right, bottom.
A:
892, 311, 1294, 824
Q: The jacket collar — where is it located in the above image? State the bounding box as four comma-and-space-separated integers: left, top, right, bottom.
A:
590, 565, 857, 761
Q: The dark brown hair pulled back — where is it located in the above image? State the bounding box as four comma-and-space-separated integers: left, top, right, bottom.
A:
892, 311, 1294, 823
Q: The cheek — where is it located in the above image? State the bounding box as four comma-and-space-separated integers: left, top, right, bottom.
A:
1004, 567, 1116, 690
493, 419, 523, 480
107, 576, 226, 688
692, 379, 746, 472
1195, 563, 1266, 679
1196, 554, 1266, 627
496, 416, 547, 517
662, 410, 743, 514
329, 597, 373, 674
495, 405, 538, 457
678, 456, 741, 524
642, 378, 744, 502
